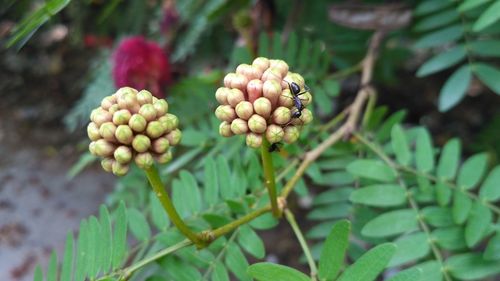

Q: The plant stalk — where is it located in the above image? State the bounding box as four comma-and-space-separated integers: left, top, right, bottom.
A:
144, 165, 204, 247
261, 139, 281, 217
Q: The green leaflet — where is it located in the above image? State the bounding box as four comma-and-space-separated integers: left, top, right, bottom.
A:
457, 153, 489, 190
337, 243, 396, 281
484, 232, 500, 260
479, 165, 500, 201
437, 138, 461, 180
391, 124, 411, 166
247, 263, 310, 281
432, 227, 467, 250
415, 128, 435, 173
473, 1, 500, 31
238, 225, 265, 259
386, 267, 422, 281
318, 220, 350, 280
447, 253, 500, 280
388, 232, 430, 267
350, 184, 406, 207
465, 202, 492, 248
346, 159, 397, 182
417, 46, 466, 77
362, 209, 418, 238
473, 63, 500, 94
127, 208, 151, 242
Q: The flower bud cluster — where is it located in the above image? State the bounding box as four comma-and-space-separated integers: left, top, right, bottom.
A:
215, 57, 313, 148
88, 87, 181, 176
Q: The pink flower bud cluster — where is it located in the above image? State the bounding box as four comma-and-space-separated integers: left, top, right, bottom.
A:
215, 57, 313, 148
88, 87, 181, 176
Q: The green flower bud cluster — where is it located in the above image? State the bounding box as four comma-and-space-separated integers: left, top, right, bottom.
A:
88, 87, 181, 176
215, 57, 313, 148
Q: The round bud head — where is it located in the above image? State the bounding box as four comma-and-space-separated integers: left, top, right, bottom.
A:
112, 161, 129, 176
263, 80, 281, 106
235, 101, 254, 120
87, 122, 101, 141
219, 121, 233, 137
114, 146, 132, 164
215, 87, 230, 105
94, 139, 115, 157
227, 88, 245, 107
248, 114, 267, 134
108, 104, 120, 115
269, 59, 289, 76
230, 118, 249, 135
278, 89, 294, 108
92, 108, 112, 126
115, 125, 134, 144
146, 121, 165, 139
132, 134, 151, 153
113, 109, 132, 125
247, 79, 263, 103
135, 152, 154, 169
156, 150, 173, 164
215, 105, 236, 122
160, 113, 179, 132
262, 68, 282, 83
99, 122, 117, 141
89, 141, 97, 155
223, 73, 236, 88
265, 124, 284, 143
101, 158, 114, 172
166, 129, 182, 146
154, 99, 168, 117
272, 106, 292, 125
129, 114, 147, 132
137, 90, 153, 105
253, 97, 272, 119
139, 104, 157, 121
283, 126, 300, 144
115, 87, 138, 98
252, 57, 270, 72
152, 137, 170, 154
117, 92, 139, 112
101, 96, 116, 110
246, 133, 263, 148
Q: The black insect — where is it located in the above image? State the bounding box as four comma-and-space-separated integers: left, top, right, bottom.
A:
268, 142, 283, 153
284, 81, 310, 126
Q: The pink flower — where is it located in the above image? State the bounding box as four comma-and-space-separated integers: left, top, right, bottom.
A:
112, 36, 171, 97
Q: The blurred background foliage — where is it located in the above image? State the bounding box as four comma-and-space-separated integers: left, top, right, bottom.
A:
2, 0, 500, 280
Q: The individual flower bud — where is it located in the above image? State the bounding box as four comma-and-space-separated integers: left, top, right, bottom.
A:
235, 101, 254, 120
94, 139, 115, 157
87, 122, 101, 141
137, 90, 153, 105
115, 125, 134, 144
253, 97, 272, 119
219, 121, 233, 137
279, 89, 294, 108
159, 113, 179, 132
215, 87, 230, 105
266, 124, 284, 143
236, 63, 252, 76
129, 114, 147, 132
247, 79, 263, 103
132, 134, 151, 153
99, 122, 117, 141
152, 96, 159, 103
156, 150, 173, 164
223, 73, 236, 88
101, 158, 114, 172
114, 146, 132, 164
227, 88, 245, 107
89, 141, 97, 155
269, 59, 289, 77
166, 129, 182, 146
108, 104, 120, 115
248, 114, 267, 134
215, 105, 236, 122
101, 96, 116, 110
117, 92, 139, 112
152, 137, 170, 154
135, 152, 154, 169
272, 106, 291, 125
289, 73, 305, 88
295, 108, 313, 125
301, 92, 312, 107
283, 126, 300, 144
115, 87, 138, 98
154, 99, 168, 117
91, 108, 112, 126
249, 66, 263, 80
252, 57, 270, 72
262, 68, 282, 83
263, 80, 281, 107
139, 104, 157, 121
112, 161, 129, 176
246, 133, 263, 148
113, 109, 132, 125
146, 121, 165, 138
230, 118, 248, 135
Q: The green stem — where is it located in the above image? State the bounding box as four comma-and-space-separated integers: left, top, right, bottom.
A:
144, 166, 204, 247
261, 139, 280, 217
284, 209, 318, 281
210, 205, 271, 239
